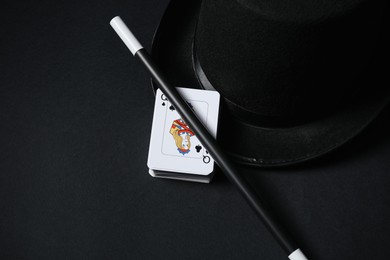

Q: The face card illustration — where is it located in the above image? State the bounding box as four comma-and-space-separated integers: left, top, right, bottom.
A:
168, 118, 195, 155
161, 99, 208, 160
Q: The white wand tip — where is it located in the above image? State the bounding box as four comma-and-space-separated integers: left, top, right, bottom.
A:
110, 16, 143, 55
288, 248, 308, 260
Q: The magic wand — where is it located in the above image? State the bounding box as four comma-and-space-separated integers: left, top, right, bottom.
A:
110, 16, 308, 260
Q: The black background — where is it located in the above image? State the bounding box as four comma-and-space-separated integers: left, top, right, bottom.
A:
1, 0, 389, 259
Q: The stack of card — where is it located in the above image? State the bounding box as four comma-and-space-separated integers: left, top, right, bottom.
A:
147, 87, 220, 183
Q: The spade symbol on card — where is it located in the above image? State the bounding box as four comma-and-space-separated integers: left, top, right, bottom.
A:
195, 145, 202, 153
169, 105, 175, 111
162, 102, 166, 106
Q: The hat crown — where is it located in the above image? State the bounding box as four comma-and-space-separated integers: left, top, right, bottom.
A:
194, 0, 382, 125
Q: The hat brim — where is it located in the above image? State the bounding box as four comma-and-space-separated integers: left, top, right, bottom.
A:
150, 0, 390, 167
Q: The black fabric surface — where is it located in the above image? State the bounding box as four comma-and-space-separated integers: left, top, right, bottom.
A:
0, 1, 389, 260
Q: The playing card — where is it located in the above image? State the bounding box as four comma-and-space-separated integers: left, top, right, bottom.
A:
147, 87, 220, 176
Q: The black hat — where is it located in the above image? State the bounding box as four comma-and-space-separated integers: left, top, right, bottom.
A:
151, 0, 390, 167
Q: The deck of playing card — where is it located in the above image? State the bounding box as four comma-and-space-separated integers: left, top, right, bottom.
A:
147, 87, 220, 183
